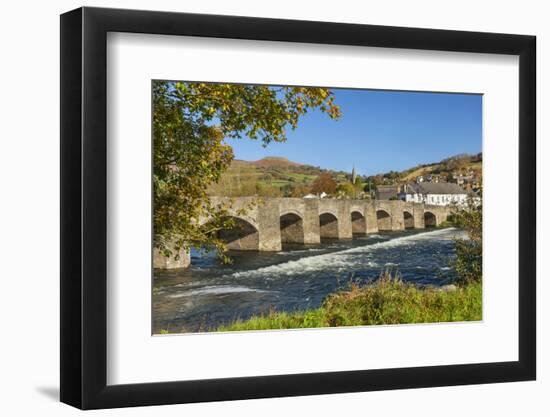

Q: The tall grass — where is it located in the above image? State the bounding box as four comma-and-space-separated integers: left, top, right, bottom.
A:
216, 273, 482, 332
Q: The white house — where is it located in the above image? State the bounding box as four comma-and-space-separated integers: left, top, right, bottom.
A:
399, 182, 470, 206
303, 192, 328, 199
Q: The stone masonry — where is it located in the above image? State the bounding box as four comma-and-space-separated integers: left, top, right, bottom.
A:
154, 197, 453, 269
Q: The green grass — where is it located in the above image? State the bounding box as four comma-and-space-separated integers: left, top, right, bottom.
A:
216, 276, 482, 332
258, 173, 317, 188
285, 173, 316, 182
269, 180, 289, 188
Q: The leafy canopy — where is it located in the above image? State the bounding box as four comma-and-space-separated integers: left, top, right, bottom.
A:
310, 172, 337, 195
153, 81, 341, 259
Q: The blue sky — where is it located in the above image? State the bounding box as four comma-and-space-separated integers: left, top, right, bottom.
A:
226, 88, 482, 176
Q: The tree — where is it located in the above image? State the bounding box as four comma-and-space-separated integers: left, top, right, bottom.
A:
281, 183, 294, 197
364, 177, 377, 193
255, 182, 282, 197
290, 184, 311, 198
153, 81, 340, 259
353, 178, 365, 197
453, 189, 482, 285
336, 182, 355, 198
310, 173, 337, 195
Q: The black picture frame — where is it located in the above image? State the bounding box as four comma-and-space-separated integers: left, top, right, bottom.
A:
60, 6, 536, 410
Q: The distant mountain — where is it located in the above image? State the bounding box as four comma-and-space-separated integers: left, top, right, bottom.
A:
246, 157, 304, 168
208, 156, 345, 197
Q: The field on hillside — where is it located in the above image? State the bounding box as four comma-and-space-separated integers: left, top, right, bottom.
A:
207, 158, 323, 197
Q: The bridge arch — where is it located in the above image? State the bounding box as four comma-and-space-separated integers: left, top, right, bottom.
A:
351, 210, 367, 235
376, 209, 392, 231
280, 212, 304, 244
216, 216, 259, 250
319, 212, 339, 239
403, 211, 415, 229
280, 209, 303, 219
424, 211, 437, 228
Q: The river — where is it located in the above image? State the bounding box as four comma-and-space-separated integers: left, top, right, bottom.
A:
153, 227, 467, 333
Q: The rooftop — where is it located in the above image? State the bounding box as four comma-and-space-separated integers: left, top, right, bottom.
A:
403, 182, 468, 195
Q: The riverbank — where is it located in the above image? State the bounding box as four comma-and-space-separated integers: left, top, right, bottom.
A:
216, 276, 482, 331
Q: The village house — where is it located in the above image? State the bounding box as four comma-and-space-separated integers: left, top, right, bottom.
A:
415, 173, 443, 184
375, 184, 399, 200
303, 192, 328, 199
450, 171, 482, 192
451, 170, 475, 185
398, 182, 470, 206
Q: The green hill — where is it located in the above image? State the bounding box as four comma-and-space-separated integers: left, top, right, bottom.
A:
249, 156, 303, 169
207, 153, 482, 198
371, 153, 482, 185
208, 157, 335, 197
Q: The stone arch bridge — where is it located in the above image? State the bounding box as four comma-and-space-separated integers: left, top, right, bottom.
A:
154, 197, 453, 269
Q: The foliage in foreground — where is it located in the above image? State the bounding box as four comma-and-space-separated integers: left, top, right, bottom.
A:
215, 274, 482, 332
453, 190, 482, 285
153, 81, 341, 261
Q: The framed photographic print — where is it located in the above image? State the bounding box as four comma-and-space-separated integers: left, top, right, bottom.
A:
60, 7, 536, 409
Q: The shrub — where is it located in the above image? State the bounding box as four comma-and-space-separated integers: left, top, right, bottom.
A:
453, 190, 482, 285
